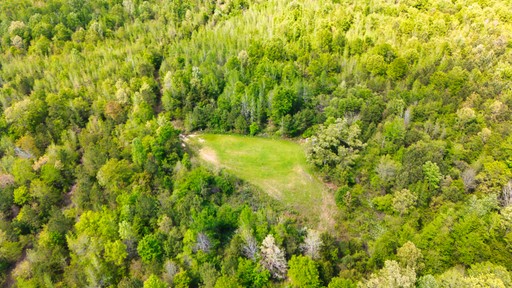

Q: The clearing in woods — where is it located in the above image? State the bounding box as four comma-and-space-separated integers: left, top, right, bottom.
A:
186, 134, 337, 231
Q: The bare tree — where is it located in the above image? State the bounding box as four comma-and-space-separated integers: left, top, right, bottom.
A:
403, 107, 411, 126
0, 174, 15, 188
162, 260, 179, 285
500, 180, 512, 207
260, 234, 287, 279
462, 168, 476, 192
300, 229, 322, 260
195, 232, 211, 253
242, 233, 259, 260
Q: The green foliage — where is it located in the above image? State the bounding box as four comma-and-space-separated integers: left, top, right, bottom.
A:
104, 240, 128, 266
249, 122, 260, 136
97, 158, 134, 194
214, 275, 242, 288
372, 194, 393, 214
143, 274, 167, 288
392, 189, 417, 216
12, 158, 35, 185
271, 87, 298, 121
13, 185, 30, 205
288, 255, 322, 288
383, 117, 406, 147
423, 161, 442, 190
306, 118, 364, 177
477, 160, 512, 194
362, 260, 416, 288
236, 258, 270, 288
387, 57, 408, 80
137, 234, 164, 264
328, 277, 357, 288
173, 271, 191, 288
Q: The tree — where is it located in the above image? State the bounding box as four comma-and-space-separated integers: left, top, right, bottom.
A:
456, 107, 477, 124
306, 118, 365, 172
476, 160, 512, 194
300, 229, 322, 260
383, 117, 406, 146
288, 255, 322, 288
417, 275, 438, 288
362, 260, 416, 288
328, 277, 357, 288
376, 155, 400, 188
11, 158, 36, 185
173, 271, 191, 288
13, 185, 30, 205
137, 234, 163, 263
500, 180, 512, 207
467, 262, 512, 287
97, 158, 134, 194
214, 275, 241, 288
260, 234, 287, 279
365, 54, 388, 76
195, 232, 212, 253
236, 258, 270, 288
162, 260, 179, 285
392, 189, 417, 216
144, 274, 167, 288
241, 232, 259, 260
271, 87, 297, 121
423, 161, 442, 190
104, 240, 128, 266
387, 58, 408, 80
397, 241, 423, 271
437, 262, 511, 288
132, 137, 147, 167
4, 98, 47, 136
461, 168, 476, 192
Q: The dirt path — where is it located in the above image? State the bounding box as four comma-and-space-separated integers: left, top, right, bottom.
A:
317, 189, 338, 232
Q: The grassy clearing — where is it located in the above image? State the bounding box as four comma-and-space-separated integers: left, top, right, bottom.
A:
187, 134, 337, 230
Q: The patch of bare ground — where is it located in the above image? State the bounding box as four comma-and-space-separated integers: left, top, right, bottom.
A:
199, 146, 220, 166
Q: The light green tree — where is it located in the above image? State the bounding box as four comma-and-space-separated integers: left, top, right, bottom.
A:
423, 161, 442, 190
392, 189, 417, 216
288, 255, 322, 288
306, 118, 365, 171
144, 274, 167, 288
361, 260, 416, 288
104, 240, 127, 266
397, 241, 424, 271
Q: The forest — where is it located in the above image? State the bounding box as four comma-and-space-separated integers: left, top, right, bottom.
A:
1, 0, 512, 287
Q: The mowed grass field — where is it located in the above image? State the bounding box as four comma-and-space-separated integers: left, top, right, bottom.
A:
187, 134, 336, 230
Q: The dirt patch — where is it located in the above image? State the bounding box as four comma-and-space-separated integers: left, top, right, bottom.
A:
181, 133, 198, 143
317, 189, 337, 232
199, 147, 219, 166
